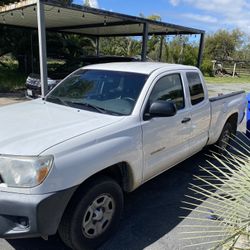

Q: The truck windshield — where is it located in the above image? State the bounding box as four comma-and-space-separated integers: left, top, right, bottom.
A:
46, 69, 148, 116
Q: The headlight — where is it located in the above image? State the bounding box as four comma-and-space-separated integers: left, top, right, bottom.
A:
0, 155, 54, 188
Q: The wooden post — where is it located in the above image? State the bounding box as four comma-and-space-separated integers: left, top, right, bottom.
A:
233, 62, 237, 77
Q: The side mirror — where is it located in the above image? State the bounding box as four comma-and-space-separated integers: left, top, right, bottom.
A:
148, 100, 177, 118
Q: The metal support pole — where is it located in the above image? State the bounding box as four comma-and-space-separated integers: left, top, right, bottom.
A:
31, 31, 34, 73
158, 35, 164, 62
96, 36, 100, 56
197, 33, 205, 68
37, 0, 48, 97
141, 23, 149, 62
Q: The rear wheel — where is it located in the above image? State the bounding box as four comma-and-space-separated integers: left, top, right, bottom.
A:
214, 122, 234, 153
58, 176, 123, 250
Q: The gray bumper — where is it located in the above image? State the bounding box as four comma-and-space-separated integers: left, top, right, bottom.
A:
0, 187, 76, 239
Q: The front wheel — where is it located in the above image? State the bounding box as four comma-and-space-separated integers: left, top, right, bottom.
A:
58, 176, 124, 250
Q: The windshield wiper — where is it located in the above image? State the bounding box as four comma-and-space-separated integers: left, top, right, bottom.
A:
69, 101, 121, 116
68, 101, 108, 114
46, 96, 69, 107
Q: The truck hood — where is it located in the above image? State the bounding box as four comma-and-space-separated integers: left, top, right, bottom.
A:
0, 99, 124, 155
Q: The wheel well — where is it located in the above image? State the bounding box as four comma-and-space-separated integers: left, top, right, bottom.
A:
96, 162, 132, 192
78, 162, 133, 193
57, 163, 132, 235
226, 113, 238, 134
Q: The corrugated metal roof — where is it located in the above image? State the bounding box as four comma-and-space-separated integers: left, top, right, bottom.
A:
0, 0, 205, 36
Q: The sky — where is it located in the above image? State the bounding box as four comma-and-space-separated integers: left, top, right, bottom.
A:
73, 0, 250, 34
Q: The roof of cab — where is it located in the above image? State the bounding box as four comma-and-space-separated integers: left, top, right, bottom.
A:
83, 62, 198, 75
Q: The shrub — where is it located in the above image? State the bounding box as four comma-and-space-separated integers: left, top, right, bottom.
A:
0, 62, 26, 93
201, 59, 214, 77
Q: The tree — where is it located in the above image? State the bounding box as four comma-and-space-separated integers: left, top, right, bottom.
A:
100, 37, 141, 57
146, 15, 163, 61
204, 29, 243, 60
100, 14, 164, 60
0, 0, 94, 73
163, 36, 198, 66
84, 0, 99, 8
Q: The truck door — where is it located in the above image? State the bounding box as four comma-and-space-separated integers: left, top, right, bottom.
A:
141, 72, 192, 181
185, 71, 210, 154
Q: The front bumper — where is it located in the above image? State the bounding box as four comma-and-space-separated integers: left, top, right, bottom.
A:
0, 186, 76, 239
25, 85, 41, 99
25, 84, 57, 99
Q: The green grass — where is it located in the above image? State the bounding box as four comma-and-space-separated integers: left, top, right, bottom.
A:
0, 66, 27, 93
0, 57, 65, 93
205, 75, 250, 84
0, 64, 27, 93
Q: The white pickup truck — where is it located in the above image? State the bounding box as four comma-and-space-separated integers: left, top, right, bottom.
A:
0, 62, 246, 250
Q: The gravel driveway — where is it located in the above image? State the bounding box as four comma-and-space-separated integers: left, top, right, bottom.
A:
0, 93, 27, 106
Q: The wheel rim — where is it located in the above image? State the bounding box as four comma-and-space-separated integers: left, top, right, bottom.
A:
82, 194, 115, 239
220, 128, 231, 149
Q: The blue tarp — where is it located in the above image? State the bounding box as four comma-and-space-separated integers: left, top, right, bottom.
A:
247, 93, 250, 137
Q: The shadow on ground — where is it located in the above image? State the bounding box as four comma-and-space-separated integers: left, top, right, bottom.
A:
6, 132, 250, 250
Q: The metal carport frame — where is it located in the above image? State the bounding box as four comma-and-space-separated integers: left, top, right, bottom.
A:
0, 0, 205, 97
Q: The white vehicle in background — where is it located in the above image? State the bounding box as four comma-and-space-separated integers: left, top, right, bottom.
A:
0, 62, 246, 250
25, 56, 138, 98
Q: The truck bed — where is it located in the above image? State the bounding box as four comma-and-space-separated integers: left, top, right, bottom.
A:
208, 91, 246, 145
209, 91, 245, 102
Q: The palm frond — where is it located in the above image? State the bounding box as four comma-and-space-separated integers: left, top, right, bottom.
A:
181, 133, 250, 250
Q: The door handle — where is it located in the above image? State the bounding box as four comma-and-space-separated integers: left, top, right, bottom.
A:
181, 117, 191, 123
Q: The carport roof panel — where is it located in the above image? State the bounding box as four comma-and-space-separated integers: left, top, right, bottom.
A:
0, 0, 205, 36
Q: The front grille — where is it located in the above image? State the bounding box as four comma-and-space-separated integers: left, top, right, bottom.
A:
26, 84, 41, 91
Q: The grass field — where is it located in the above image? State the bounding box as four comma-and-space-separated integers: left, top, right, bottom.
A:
205, 76, 250, 84
0, 57, 27, 93
0, 66, 27, 93
0, 57, 65, 93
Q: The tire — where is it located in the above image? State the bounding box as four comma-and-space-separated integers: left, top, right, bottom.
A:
214, 122, 234, 153
58, 176, 124, 250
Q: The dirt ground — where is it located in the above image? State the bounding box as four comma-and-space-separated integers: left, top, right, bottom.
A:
0, 93, 27, 106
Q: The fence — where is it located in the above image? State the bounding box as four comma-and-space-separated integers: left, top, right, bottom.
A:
213, 60, 250, 77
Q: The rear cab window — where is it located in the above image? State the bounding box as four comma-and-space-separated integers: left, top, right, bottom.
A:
186, 72, 205, 105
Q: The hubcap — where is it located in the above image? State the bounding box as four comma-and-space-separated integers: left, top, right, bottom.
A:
82, 194, 115, 239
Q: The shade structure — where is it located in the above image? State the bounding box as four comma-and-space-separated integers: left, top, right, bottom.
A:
0, 0, 205, 96
0, 0, 204, 36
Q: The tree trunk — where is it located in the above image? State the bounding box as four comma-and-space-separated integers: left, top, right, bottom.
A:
16, 53, 32, 73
